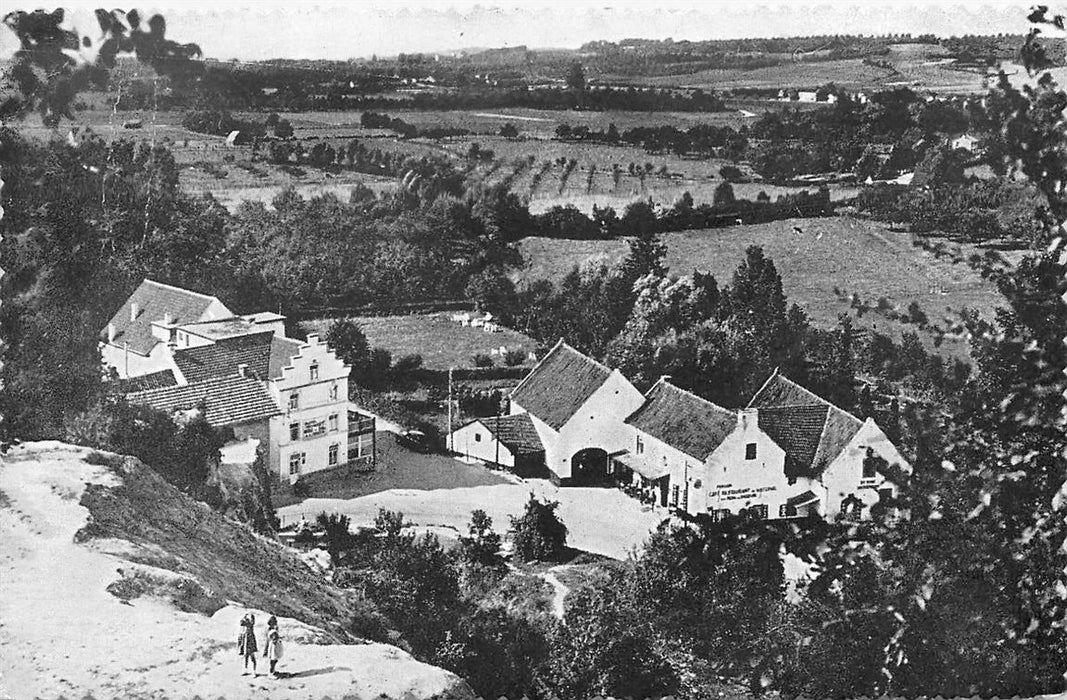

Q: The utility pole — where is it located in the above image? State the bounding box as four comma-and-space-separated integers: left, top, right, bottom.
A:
447, 367, 454, 453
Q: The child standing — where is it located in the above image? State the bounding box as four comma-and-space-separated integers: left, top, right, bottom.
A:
237, 613, 258, 676
264, 615, 284, 677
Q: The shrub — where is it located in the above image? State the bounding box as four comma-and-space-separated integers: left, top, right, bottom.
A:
391, 353, 424, 374
720, 164, 745, 182
510, 495, 568, 563
460, 509, 504, 568
504, 348, 527, 366
472, 353, 494, 368
316, 512, 355, 565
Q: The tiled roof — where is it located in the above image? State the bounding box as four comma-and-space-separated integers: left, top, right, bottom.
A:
101, 279, 228, 356
269, 336, 305, 379
112, 369, 179, 394
747, 369, 827, 409
747, 370, 863, 477
482, 413, 543, 455
126, 375, 281, 427
625, 379, 736, 460
172, 332, 274, 383
757, 404, 830, 479
510, 340, 612, 431
811, 406, 864, 475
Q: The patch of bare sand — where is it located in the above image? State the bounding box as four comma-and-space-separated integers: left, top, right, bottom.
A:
0, 442, 473, 700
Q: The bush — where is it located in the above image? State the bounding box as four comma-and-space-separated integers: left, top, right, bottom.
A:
459, 509, 504, 568
720, 164, 745, 182
510, 495, 568, 563
503, 348, 527, 367
472, 352, 494, 368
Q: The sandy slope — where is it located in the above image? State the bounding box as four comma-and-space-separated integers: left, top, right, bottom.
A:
0, 442, 473, 700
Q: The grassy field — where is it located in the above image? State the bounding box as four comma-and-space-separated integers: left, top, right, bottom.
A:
516, 216, 1012, 358
443, 135, 858, 214
26, 101, 857, 215
607, 43, 991, 94
303, 312, 539, 370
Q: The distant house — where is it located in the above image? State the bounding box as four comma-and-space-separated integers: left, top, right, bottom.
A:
950, 133, 979, 151
449, 413, 544, 475
507, 340, 645, 485
103, 279, 373, 484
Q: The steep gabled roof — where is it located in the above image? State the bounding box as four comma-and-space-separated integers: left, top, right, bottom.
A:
126, 375, 281, 427
811, 407, 865, 474
510, 340, 613, 431
480, 413, 544, 455
112, 369, 179, 394
625, 379, 736, 460
757, 404, 830, 479
101, 279, 228, 356
747, 369, 828, 410
748, 370, 864, 477
172, 332, 274, 383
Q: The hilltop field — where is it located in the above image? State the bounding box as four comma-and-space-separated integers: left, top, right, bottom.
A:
517, 217, 1015, 357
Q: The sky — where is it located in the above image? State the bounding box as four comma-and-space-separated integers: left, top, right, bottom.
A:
0, 2, 1038, 62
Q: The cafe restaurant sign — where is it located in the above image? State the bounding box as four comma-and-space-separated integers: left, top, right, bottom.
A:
709, 485, 778, 502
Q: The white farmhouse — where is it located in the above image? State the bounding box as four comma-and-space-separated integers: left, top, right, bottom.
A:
507, 340, 645, 485
747, 370, 908, 519
617, 378, 736, 512
100, 279, 233, 378
103, 279, 374, 484
449, 413, 544, 475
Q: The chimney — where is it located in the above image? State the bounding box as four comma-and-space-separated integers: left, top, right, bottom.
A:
306, 333, 320, 345
130, 302, 140, 322
237, 363, 248, 378
659, 374, 672, 385
163, 311, 173, 325
107, 322, 116, 343
738, 407, 758, 430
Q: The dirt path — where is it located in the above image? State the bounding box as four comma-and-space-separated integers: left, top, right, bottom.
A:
536, 567, 571, 621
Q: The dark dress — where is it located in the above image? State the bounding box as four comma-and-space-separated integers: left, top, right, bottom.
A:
238, 622, 258, 656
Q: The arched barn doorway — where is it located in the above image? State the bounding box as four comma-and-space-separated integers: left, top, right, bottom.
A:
570, 447, 609, 485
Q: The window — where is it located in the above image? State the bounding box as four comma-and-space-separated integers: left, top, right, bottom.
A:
310, 362, 319, 381
329, 384, 339, 401
474, 433, 482, 442
779, 504, 797, 518
671, 485, 680, 507
862, 448, 879, 479
288, 452, 305, 475
328, 414, 339, 433
878, 487, 893, 503
749, 504, 769, 519
328, 443, 339, 466
289, 422, 300, 441
635, 435, 644, 455
303, 419, 326, 439
288, 392, 299, 410
745, 442, 757, 460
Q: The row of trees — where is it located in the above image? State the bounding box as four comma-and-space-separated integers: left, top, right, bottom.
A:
531, 187, 833, 243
